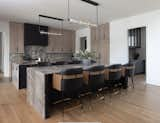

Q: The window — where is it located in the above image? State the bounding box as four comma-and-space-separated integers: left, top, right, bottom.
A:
80, 37, 87, 51
128, 28, 141, 48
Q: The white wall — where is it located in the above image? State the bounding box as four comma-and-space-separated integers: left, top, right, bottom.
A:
75, 28, 91, 52
0, 33, 3, 72
0, 21, 10, 77
110, 10, 160, 86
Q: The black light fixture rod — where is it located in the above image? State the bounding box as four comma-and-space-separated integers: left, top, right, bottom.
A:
96, 6, 98, 25
67, 0, 70, 19
81, 0, 99, 6
39, 14, 64, 21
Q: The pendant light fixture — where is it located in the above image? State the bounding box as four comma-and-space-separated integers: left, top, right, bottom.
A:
67, 0, 99, 27
39, 14, 64, 36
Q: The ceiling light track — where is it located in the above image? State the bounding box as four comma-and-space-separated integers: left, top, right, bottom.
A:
38, 14, 64, 36
67, 0, 99, 27
39, 14, 64, 21
81, 0, 99, 6
40, 31, 63, 36
68, 18, 97, 27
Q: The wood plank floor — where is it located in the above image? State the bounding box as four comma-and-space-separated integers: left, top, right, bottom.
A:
0, 75, 160, 123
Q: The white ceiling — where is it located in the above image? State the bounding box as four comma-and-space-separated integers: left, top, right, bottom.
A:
0, 0, 160, 30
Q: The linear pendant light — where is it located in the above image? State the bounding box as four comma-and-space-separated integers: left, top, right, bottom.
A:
68, 18, 97, 27
40, 30, 63, 36
39, 14, 64, 36
67, 0, 99, 27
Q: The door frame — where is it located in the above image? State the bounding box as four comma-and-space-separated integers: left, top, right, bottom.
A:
0, 32, 4, 73
127, 26, 147, 80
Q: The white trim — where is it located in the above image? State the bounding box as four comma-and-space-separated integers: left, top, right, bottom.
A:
0, 21, 10, 77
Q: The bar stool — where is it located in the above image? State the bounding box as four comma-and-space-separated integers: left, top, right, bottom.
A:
83, 65, 105, 106
105, 64, 122, 97
123, 63, 135, 88
52, 67, 84, 114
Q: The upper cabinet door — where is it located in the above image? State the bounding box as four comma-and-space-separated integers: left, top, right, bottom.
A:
10, 22, 24, 53
47, 28, 63, 52
10, 22, 18, 53
47, 28, 54, 52
63, 30, 75, 52
47, 27, 75, 53
99, 24, 109, 41
90, 23, 110, 65
17, 23, 24, 53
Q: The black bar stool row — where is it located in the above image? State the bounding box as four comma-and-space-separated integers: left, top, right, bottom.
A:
52, 63, 135, 110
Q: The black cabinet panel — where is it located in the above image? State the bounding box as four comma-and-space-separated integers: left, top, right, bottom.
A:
24, 23, 48, 46
19, 65, 27, 89
19, 64, 37, 89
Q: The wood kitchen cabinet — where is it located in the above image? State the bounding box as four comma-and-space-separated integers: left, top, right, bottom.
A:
10, 22, 24, 54
47, 28, 59, 52
47, 27, 75, 53
63, 30, 75, 52
91, 23, 110, 64
91, 23, 109, 42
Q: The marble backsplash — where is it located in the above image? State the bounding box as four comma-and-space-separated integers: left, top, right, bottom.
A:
25, 46, 47, 60
10, 46, 73, 63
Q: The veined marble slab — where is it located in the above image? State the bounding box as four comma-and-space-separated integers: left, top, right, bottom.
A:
27, 64, 106, 119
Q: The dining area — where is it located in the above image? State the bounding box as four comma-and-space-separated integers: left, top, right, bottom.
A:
27, 62, 135, 119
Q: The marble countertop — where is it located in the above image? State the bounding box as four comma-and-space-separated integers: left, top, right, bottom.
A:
11, 60, 37, 66
28, 66, 60, 74
27, 64, 105, 75
11, 59, 75, 66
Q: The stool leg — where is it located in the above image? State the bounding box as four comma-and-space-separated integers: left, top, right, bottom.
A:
109, 83, 113, 103
131, 77, 134, 88
62, 92, 65, 122
89, 94, 93, 110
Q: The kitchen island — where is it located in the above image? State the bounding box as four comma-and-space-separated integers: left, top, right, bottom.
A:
11, 60, 80, 90
27, 64, 97, 119
11, 61, 37, 90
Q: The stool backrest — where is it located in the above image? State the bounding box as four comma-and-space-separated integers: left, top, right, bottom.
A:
108, 64, 122, 81
53, 68, 84, 97
85, 65, 105, 92
123, 63, 135, 77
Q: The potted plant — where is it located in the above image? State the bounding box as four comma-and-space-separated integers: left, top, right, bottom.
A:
74, 50, 96, 65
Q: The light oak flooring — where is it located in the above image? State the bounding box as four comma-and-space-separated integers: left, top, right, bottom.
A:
0, 73, 10, 82
0, 75, 160, 123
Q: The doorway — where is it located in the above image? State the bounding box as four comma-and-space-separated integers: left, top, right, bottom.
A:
128, 27, 146, 76
80, 37, 87, 51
